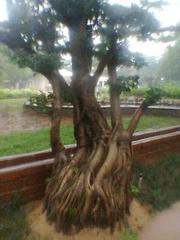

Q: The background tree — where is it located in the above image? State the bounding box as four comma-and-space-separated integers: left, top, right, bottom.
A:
116, 56, 159, 86
0, 44, 33, 88
157, 37, 180, 84
0, 0, 175, 234
138, 57, 159, 85
0, 0, 70, 153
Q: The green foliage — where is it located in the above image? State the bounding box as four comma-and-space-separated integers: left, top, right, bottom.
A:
112, 75, 139, 93
98, 84, 180, 103
157, 37, 180, 83
0, 197, 28, 240
0, 0, 62, 74
14, 50, 61, 74
49, 0, 105, 25
29, 92, 53, 113
61, 87, 73, 103
142, 87, 163, 107
0, 44, 33, 88
130, 184, 140, 196
121, 229, 138, 240
0, 88, 37, 99
132, 154, 180, 210
0, 0, 162, 77
27, 89, 73, 113
130, 86, 150, 97
161, 84, 180, 99
130, 85, 180, 99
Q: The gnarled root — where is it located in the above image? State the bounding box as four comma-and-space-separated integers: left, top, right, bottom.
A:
44, 137, 132, 233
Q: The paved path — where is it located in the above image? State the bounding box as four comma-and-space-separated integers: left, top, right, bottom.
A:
139, 202, 180, 240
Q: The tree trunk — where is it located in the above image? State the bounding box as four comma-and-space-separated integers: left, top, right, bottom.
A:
46, 71, 64, 154
44, 20, 134, 234
44, 86, 133, 233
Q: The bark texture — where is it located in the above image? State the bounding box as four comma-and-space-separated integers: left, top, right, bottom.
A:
44, 85, 134, 233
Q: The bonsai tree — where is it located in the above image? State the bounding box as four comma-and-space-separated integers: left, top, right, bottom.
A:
0, 0, 176, 233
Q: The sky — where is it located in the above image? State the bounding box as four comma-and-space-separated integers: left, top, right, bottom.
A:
0, 0, 180, 57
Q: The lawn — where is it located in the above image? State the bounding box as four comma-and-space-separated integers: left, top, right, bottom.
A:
0, 98, 27, 112
132, 154, 180, 210
0, 115, 179, 156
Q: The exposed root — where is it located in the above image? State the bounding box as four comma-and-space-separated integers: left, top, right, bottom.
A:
44, 135, 133, 234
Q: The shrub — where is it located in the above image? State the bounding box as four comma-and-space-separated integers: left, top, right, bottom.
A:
161, 84, 180, 99
28, 91, 53, 113
97, 84, 180, 101
130, 84, 180, 99
0, 88, 38, 99
0, 197, 28, 240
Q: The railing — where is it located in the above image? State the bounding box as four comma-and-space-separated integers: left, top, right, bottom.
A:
0, 126, 180, 205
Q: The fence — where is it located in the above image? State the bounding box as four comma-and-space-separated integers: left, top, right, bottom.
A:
0, 126, 180, 205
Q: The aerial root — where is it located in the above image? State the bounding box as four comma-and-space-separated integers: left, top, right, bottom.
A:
44, 139, 133, 233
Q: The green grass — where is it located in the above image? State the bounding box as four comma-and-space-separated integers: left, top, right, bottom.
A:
0, 115, 179, 156
123, 115, 180, 131
121, 229, 138, 240
0, 98, 27, 112
0, 125, 74, 156
132, 154, 180, 210
0, 198, 28, 240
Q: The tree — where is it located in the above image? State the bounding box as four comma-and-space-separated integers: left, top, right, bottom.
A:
0, 44, 33, 88
0, 0, 172, 233
139, 57, 159, 85
116, 57, 159, 86
157, 37, 180, 84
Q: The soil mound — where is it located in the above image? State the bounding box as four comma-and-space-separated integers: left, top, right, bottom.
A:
25, 199, 150, 240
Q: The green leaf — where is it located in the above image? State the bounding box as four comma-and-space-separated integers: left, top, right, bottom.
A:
111, 75, 139, 93
143, 86, 164, 107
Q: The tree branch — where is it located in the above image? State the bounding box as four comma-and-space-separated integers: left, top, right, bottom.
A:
107, 63, 123, 129
127, 103, 146, 136
92, 55, 108, 87
44, 70, 71, 105
43, 71, 64, 154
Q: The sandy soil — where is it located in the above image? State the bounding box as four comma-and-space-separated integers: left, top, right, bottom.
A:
25, 199, 150, 240
139, 202, 180, 240
25, 200, 180, 240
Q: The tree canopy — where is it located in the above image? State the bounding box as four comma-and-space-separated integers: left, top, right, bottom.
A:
0, 0, 161, 78
0, 44, 32, 88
